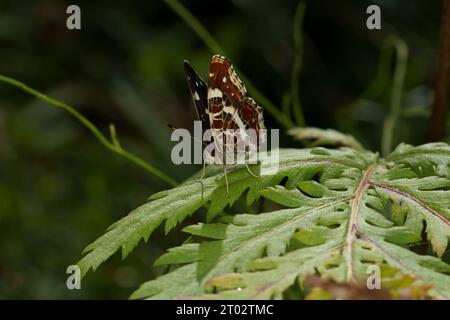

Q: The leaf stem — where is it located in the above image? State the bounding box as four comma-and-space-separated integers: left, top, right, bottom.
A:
164, 0, 294, 129
428, 0, 450, 141
362, 38, 395, 100
109, 124, 121, 148
291, 2, 306, 127
381, 36, 408, 157
0, 74, 178, 187
164, 0, 223, 53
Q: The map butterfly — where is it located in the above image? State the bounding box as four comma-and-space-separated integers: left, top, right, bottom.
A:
184, 55, 266, 193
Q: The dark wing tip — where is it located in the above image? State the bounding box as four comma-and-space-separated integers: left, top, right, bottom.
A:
183, 60, 191, 70
183, 60, 194, 76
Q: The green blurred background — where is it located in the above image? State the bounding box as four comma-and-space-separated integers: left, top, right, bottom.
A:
0, 0, 448, 298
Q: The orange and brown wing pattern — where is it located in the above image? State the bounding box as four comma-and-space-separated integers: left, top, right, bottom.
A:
184, 55, 265, 164
207, 55, 247, 133
240, 97, 265, 144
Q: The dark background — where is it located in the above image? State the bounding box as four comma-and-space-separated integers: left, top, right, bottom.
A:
0, 0, 447, 298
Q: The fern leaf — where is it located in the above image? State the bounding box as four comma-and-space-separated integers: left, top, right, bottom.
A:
78, 147, 373, 277
129, 143, 450, 299
288, 127, 365, 151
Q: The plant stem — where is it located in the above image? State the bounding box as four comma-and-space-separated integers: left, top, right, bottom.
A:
428, 0, 450, 141
282, 92, 291, 116
164, 0, 294, 129
291, 2, 306, 127
164, 0, 223, 53
381, 37, 408, 157
109, 124, 121, 148
0, 74, 178, 187
362, 38, 395, 100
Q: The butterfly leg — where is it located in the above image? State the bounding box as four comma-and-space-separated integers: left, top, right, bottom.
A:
245, 163, 259, 178
197, 162, 207, 200
199, 161, 206, 180
224, 165, 230, 198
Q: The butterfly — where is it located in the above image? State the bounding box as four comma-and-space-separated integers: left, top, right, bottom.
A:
184, 55, 265, 194
183, 55, 265, 194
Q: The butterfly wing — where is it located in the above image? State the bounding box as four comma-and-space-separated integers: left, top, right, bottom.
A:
183, 60, 210, 131
207, 55, 264, 163
239, 97, 265, 156
207, 55, 246, 133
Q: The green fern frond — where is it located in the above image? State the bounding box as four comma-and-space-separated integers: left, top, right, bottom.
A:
78, 143, 450, 299
288, 127, 366, 151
